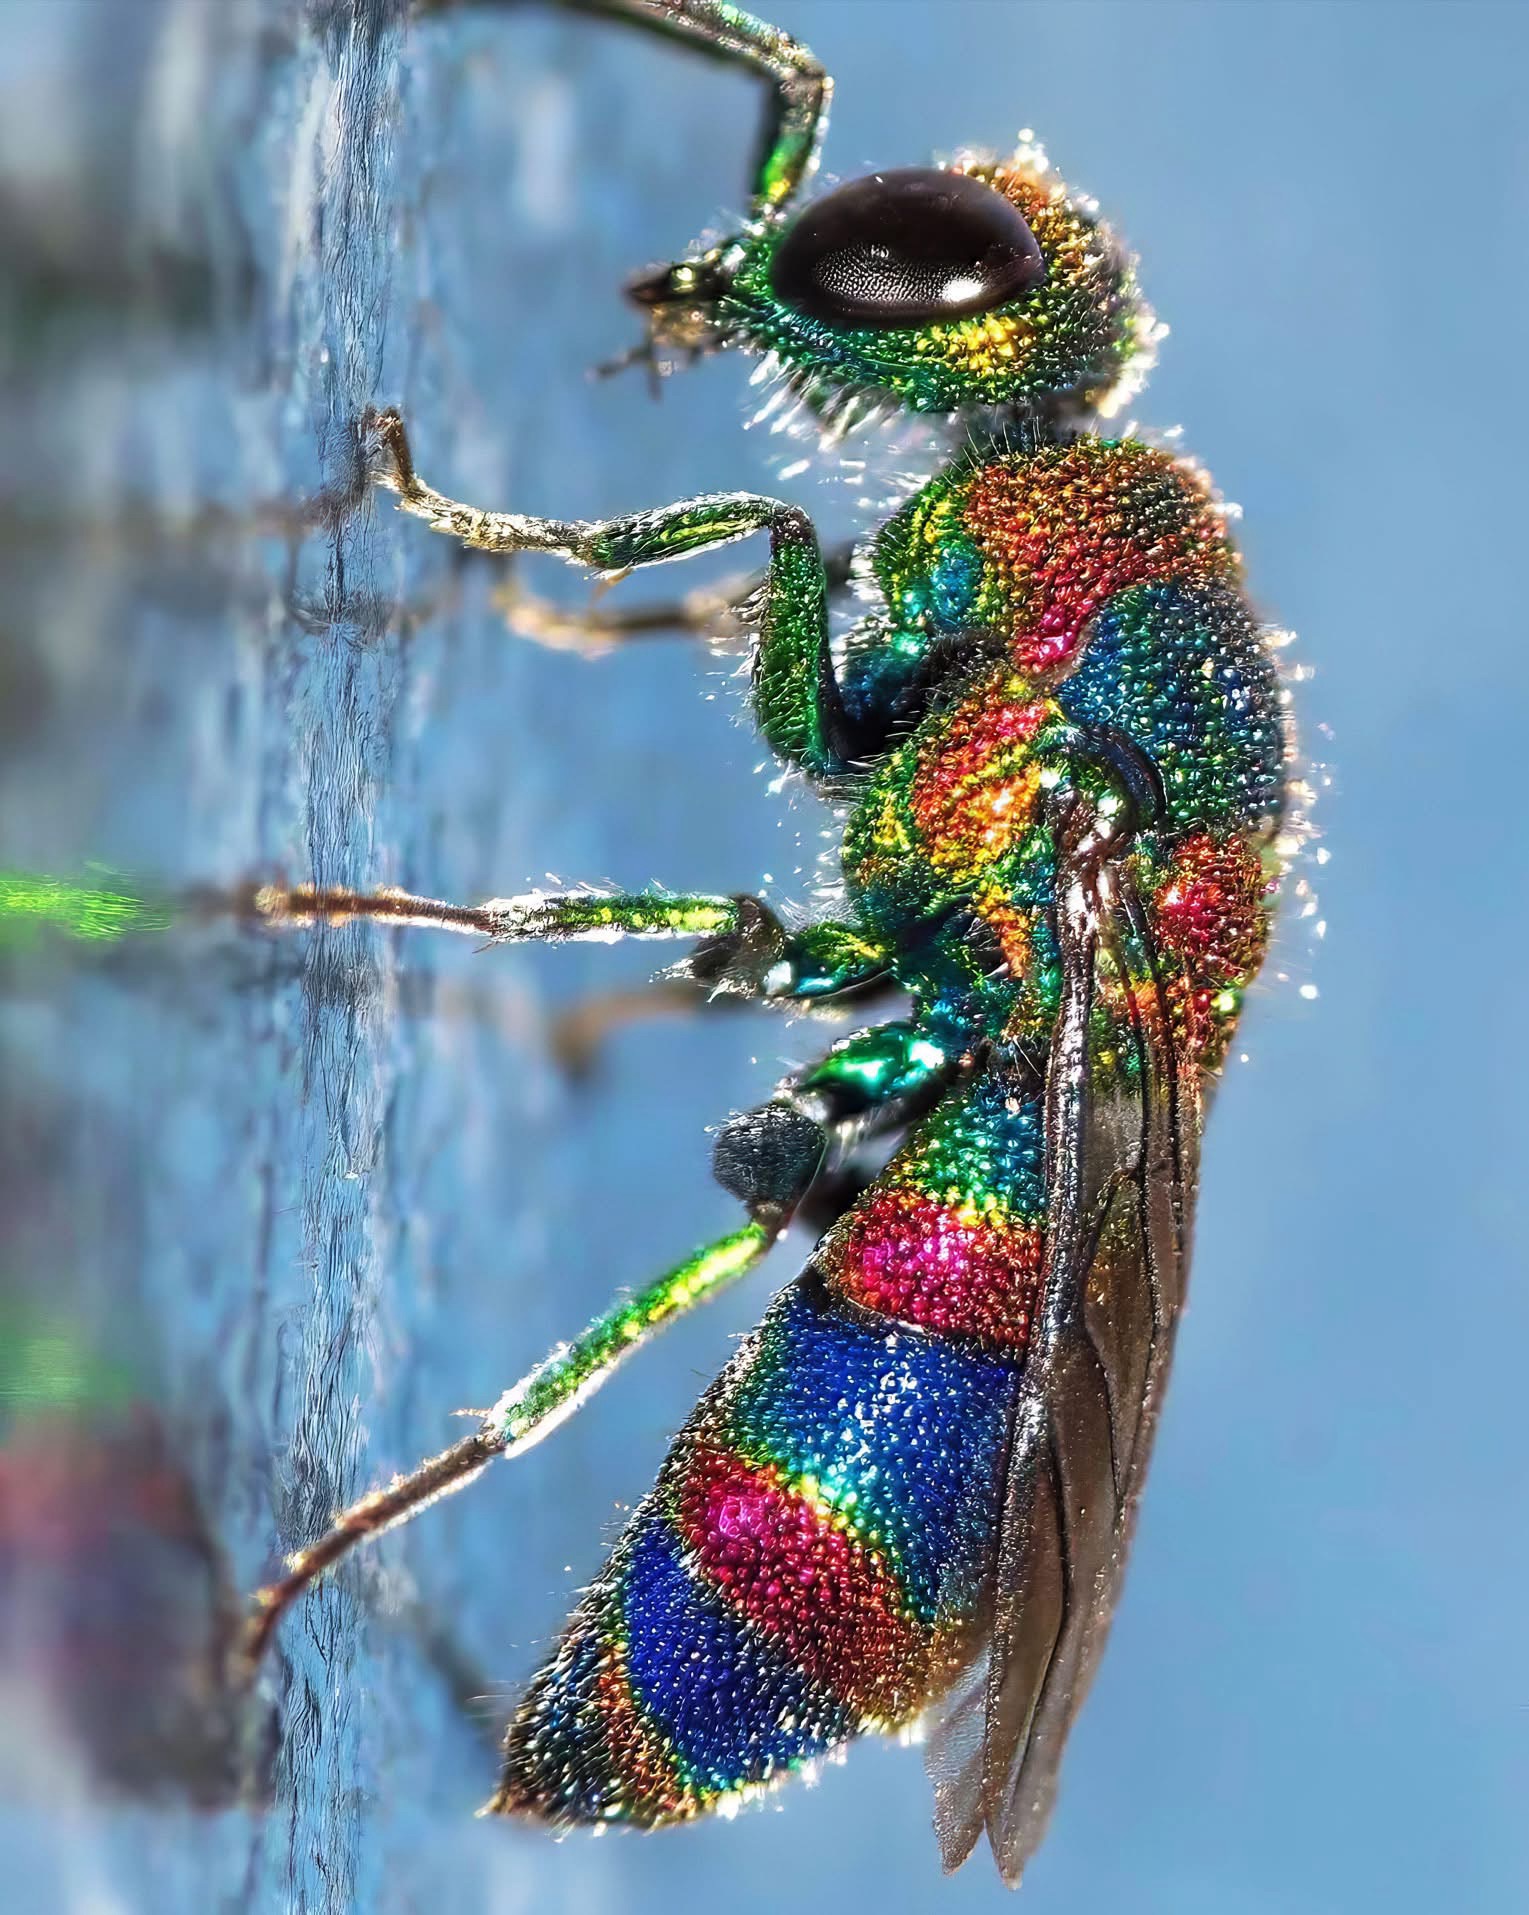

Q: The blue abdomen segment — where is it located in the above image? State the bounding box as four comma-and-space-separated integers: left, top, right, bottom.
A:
722, 1277, 1018, 1623
620, 1511, 852, 1792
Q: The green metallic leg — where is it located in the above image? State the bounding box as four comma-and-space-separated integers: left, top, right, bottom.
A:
250, 879, 742, 945
422, 0, 830, 218
372, 410, 856, 777
791, 1017, 954, 1119
240, 1016, 951, 1675
241, 1222, 771, 1673
0, 866, 900, 1033
252, 876, 898, 1017
494, 540, 857, 656
578, 0, 830, 217
684, 903, 896, 1001
543, 903, 903, 1077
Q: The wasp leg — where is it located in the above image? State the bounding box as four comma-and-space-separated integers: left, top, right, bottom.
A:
549, 978, 711, 1079
495, 539, 858, 655
248, 871, 903, 1082
250, 878, 901, 1084
240, 1224, 770, 1675
549, 962, 902, 1081
249, 877, 902, 1086
240, 1018, 953, 1675
581, 0, 829, 217
785, 1017, 962, 1234
248, 881, 742, 944
419, 1, 829, 219
371, 409, 863, 780
249, 878, 897, 999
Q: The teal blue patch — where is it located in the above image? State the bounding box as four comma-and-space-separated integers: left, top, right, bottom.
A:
929, 536, 985, 628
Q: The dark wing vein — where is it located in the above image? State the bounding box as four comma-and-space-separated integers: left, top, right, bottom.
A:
925, 850, 1200, 1885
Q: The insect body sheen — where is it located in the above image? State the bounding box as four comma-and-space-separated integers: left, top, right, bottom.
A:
237, 0, 1291, 1887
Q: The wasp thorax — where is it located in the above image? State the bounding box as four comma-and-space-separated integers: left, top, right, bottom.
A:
769, 168, 1045, 330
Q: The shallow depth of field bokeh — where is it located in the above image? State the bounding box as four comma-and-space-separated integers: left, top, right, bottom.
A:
0, 3, 1523, 1912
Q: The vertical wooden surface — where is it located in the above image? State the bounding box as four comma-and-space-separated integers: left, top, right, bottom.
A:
0, 3, 783, 1908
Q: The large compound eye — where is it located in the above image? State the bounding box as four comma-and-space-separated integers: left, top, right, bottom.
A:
770, 168, 1045, 330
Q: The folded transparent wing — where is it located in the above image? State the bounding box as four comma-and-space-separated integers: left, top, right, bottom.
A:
926, 852, 1201, 1885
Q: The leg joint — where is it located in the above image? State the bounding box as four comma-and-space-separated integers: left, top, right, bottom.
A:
711, 1100, 826, 1226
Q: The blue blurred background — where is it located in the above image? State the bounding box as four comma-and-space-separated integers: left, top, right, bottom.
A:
0, 2, 1524, 1911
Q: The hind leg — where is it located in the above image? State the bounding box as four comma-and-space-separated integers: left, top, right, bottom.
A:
241, 1018, 956, 1672
550, 970, 903, 1080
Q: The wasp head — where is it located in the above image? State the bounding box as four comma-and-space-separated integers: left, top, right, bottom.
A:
624, 143, 1157, 422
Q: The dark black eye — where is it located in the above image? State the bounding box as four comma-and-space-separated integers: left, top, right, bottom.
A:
769, 168, 1044, 331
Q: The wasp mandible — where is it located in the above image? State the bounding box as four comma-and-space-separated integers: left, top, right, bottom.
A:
245, 0, 1289, 1884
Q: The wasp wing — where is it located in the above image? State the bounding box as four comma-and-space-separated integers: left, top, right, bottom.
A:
925, 850, 1201, 1885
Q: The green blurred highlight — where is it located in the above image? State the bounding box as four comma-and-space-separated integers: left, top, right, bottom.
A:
0, 1311, 137, 1419
0, 869, 170, 945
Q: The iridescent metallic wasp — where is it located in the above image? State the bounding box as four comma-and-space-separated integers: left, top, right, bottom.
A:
241, 0, 1290, 1886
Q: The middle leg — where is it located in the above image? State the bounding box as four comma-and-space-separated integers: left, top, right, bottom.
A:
548, 962, 904, 1081
250, 878, 897, 1006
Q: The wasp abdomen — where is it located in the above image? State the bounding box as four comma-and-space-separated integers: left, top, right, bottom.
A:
491, 1274, 1017, 1825
816, 1077, 1047, 1350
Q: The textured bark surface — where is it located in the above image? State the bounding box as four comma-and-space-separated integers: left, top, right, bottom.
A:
0, 4, 792, 1907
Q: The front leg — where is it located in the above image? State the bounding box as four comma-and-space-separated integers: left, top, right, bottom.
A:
423, 0, 830, 219
570, 0, 829, 216
494, 538, 858, 655
372, 410, 859, 780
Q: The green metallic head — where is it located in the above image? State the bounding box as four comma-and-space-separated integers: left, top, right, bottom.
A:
628, 143, 1155, 419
